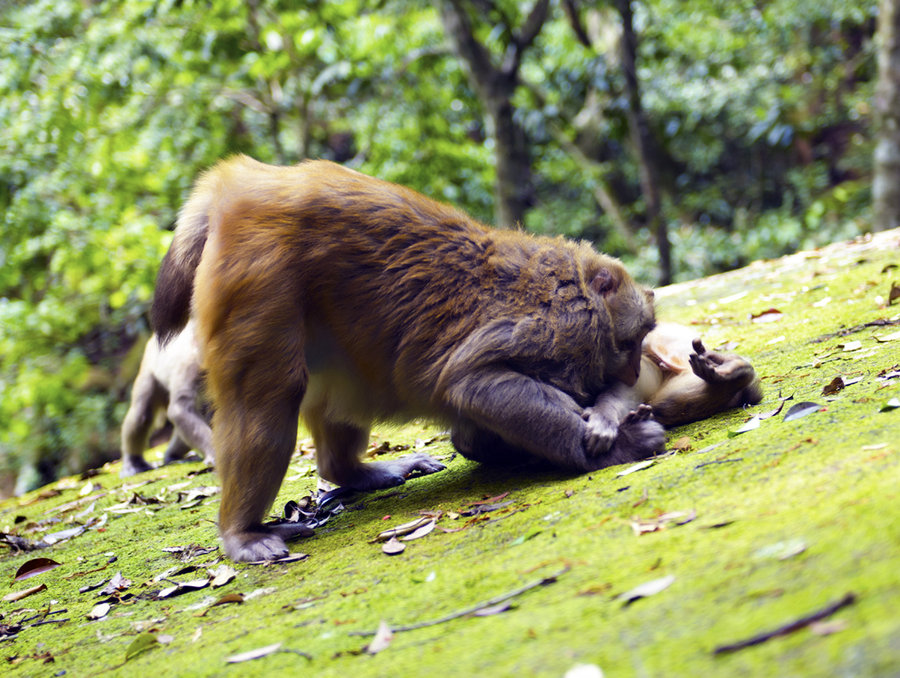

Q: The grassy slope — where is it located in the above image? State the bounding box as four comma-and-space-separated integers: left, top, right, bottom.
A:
1, 230, 898, 677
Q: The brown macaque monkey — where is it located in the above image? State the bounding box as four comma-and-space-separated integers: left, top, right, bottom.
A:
151, 156, 657, 562
580, 323, 763, 449
120, 320, 213, 477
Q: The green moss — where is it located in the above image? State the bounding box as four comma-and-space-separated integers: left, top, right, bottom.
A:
2, 231, 898, 676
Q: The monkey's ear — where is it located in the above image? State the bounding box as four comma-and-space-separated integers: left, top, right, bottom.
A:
590, 269, 620, 297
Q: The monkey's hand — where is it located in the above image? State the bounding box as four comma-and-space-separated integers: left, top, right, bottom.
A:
339, 453, 446, 491
689, 339, 756, 384
609, 405, 666, 461
582, 408, 619, 457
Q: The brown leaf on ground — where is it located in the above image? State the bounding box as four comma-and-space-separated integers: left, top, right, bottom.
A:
3, 583, 47, 602
14, 558, 61, 581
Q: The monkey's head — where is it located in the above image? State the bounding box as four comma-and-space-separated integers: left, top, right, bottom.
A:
590, 266, 656, 387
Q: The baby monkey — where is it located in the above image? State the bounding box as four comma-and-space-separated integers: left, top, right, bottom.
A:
579, 322, 762, 459
631, 322, 762, 427
119, 320, 213, 477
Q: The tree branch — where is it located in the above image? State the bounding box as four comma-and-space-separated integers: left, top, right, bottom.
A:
503, 0, 550, 76
562, 0, 593, 49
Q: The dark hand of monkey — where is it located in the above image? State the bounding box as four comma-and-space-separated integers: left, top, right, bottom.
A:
611, 405, 666, 461
327, 454, 446, 491
583, 404, 665, 466
582, 410, 619, 457
582, 381, 641, 457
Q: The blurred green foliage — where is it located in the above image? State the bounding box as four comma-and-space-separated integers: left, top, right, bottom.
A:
0, 0, 878, 489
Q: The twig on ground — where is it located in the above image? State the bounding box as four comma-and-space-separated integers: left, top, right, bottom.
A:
713, 592, 857, 655
350, 566, 570, 636
695, 458, 743, 469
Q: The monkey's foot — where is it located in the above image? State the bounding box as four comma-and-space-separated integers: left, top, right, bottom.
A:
120, 456, 153, 477
611, 405, 666, 462
222, 528, 290, 562
342, 453, 446, 491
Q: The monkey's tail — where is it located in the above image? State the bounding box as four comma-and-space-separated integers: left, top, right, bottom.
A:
150, 196, 211, 345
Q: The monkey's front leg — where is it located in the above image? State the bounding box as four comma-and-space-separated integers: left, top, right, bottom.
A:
581, 382, 640, 455
444, 367, 619, 472
307, 412, 445, 491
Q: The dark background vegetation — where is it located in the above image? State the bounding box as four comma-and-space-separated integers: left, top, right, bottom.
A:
0, 0, 885, 492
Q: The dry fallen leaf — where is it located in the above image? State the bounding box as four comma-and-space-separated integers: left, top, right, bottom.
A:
3, 583, 47, 602
100, 571, 131, 596
381, 537, 406, 555
616, 460, 656, 477
874, 330, 900, 343
365, 621, 393, 655
616, 575, 675, 606
881, 398, 900, 412
208, 564, 237, 588
371, 516, 434, 543
822, 377, 845, 396
157, 578, 209, 599
753, 539, 807, 561
197, 593, 245, 616
671, 436, 692, 452
87, 602, 112, 620
751, 308, 783, 323
42, 525, 85, 545
784, 402, 823, 422
728, 415, 761, 437
13, 558, 61, 581
225, 642, 282, 664
630, 510, 696, 535
401, 519, 436, 541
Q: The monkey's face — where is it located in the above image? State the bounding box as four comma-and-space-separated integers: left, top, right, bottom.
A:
615, 337, 645, 386
605, 284, 655, 387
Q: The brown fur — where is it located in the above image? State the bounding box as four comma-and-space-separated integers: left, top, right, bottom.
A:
152, 156, 656, 561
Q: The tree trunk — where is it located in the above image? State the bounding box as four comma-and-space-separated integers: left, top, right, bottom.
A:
488, 97, 534, 228
615, 0, 672, 284
440, 0, 548, 228
873, 0, 900, 232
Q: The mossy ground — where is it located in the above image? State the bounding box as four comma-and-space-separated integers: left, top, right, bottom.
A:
2, 231, 898, 677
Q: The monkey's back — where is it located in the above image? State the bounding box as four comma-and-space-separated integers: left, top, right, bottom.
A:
190, 156, 621, 418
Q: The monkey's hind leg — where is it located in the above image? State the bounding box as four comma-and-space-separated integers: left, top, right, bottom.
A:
451, 418, 523, 465
310, 412, 445, 491
120, 371, 166, 477
162, 435, 191, 465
